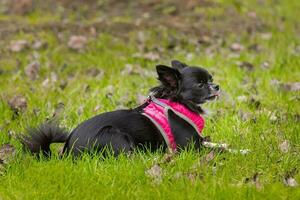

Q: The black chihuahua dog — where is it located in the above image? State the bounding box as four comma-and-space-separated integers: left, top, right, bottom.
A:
22, 60, 219, 157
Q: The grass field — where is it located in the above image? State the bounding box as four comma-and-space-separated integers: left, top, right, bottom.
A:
0, 0, 299, 199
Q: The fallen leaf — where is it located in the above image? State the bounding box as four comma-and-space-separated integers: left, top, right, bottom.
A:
9, 40, 29, 52
269, 112, 278, 122
200, 150, 216, 164
244, 172, 263, 189
283, 177, 298, 187
32, 40, 48, 50
238, 61, 254, 71
85, 68, 104, 78
77, 105, 84, 115
121, 64, 136, 76
271, 80, 300, 92
68, 35, 87, 50
160, 152, 176, 164
7, 130, 17, 139
186, 53, 194, 61
42, 78, 50, 87
237, 95, 248, 102
186, 172, 201, 182
279, 140, 290, 153
270, 79, 281, 87
146, 164, 163, 183
260, 33, 272, 40
248, 44, 262, 52
51, 72, 58, 83
0, 144, 16, 165
8, 95, 27, 111
260, 61, 270, 69
280, 82, 300, 91
105, 85, 114, 99
238, 110, 255, 122
230, 43, 244, 52
198, 35, 212, 45
25, 61, 40, 80
93, 105, 101, 112
52, 102, 65, 118
174, 170, 204, 182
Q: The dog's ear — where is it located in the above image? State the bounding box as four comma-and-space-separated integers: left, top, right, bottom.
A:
171, 60, 187, 70
156, 65, 181, 88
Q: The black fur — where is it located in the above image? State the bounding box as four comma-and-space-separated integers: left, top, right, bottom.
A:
21, 60, 219, 157
20, 121, 69, 157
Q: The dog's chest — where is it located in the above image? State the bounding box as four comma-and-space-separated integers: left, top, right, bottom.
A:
142, 97, 205, 151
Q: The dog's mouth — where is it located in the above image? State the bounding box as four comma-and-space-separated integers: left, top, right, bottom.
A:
205, 91, 220, 101
205, 95, 218, 100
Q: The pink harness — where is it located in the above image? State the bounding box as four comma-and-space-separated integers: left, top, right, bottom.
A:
142, 96, 205, 151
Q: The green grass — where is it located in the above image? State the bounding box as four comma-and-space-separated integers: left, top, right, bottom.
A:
0, 0, 299, 199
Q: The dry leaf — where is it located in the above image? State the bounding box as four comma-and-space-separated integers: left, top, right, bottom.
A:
238, 61, 254, 71
237, 95, 248, 102
238, 110, 254, 121
77, 105, 84, 115
271, 80, 300, 92
200, 150, 216, 164
279, 140, 290, 153
283, 177, 298, 187
160, 152, 176, 164
32, 40, 47, 50
68, 35, 87, 50
230, 43, 244, 52
0, 144, 16, 165
85, 68, 104, 78
245, 172, 263, 189
260, 33, 272, 40
146, 164, 163, 183
105, 85, 114, 99
269, 112, 278, 122
198, 35, 212, 45
93, 105, 101, 112
7, 130, 17, 139
9, 40, 29, 52
52, 102, 65, 118
261, 61, 270, 69
42, 78, 50, 87
8, 95, 27, 111
25, 61, 40, 80
280, 82, 300, 91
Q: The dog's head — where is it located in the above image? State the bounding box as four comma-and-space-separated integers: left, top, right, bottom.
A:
150, 60, 220, 113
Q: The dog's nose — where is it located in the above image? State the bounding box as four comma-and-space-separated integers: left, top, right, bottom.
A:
213, 85, 219, 91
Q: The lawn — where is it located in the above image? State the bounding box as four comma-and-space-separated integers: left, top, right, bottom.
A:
0, 0, 299, 199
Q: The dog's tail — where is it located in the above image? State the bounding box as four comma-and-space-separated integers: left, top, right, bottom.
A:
20, 121, 69, 157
